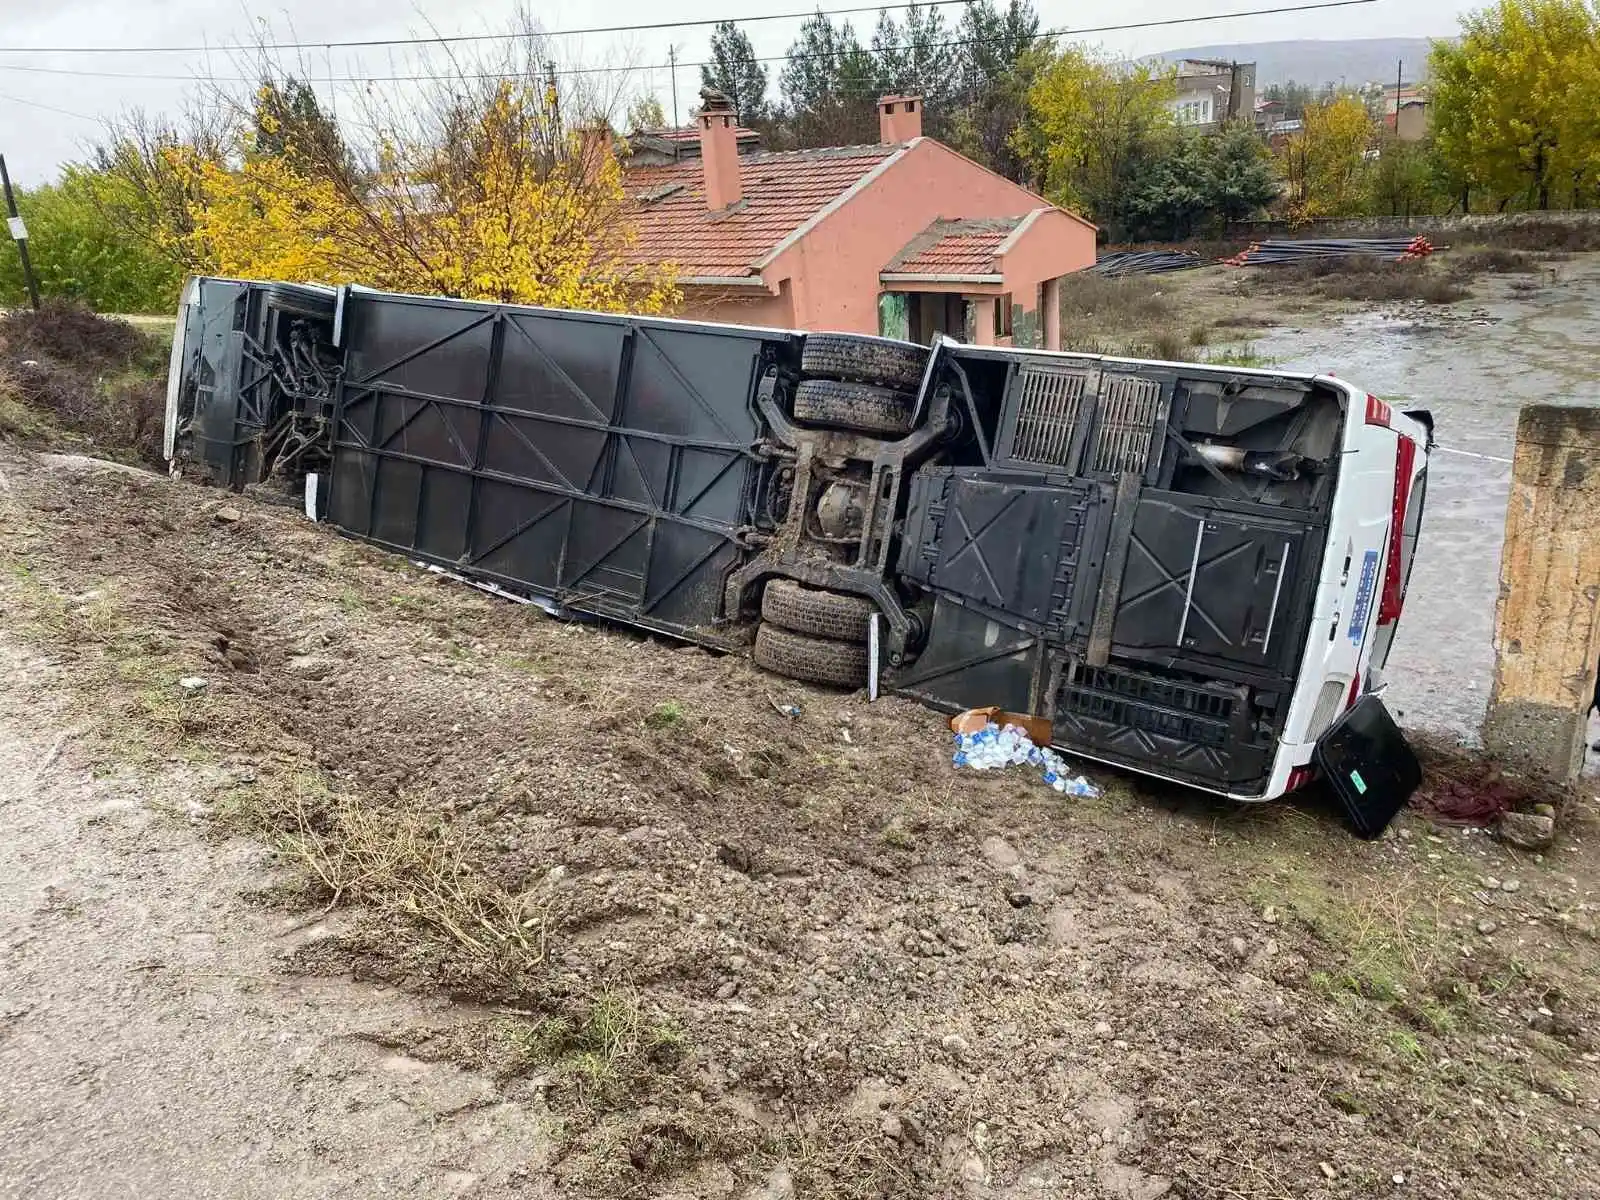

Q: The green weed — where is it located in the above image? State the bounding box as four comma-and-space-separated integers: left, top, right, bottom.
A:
645, 700, 685, 730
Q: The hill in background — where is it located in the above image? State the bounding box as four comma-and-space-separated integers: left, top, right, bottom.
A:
1152, 37, 1447, 87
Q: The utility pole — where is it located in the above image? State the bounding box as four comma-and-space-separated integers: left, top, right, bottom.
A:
0, 154, 40, 311
668, 45, 681, 130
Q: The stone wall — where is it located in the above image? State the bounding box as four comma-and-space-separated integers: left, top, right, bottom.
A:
1227, 209, 1600, 244
1482, 405, 1600, 781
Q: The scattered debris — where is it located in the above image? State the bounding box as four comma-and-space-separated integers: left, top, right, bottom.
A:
177, 676, 209, 694
213, 506, 243, 524
766, 696, 802, 719
952, 720, 1099, 797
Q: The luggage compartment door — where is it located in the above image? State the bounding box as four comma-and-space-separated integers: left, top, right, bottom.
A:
898, 468, 1106, 639
1112, 492, 1314, 676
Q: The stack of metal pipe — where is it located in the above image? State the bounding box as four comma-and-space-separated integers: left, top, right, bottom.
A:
1222, 235, 1437, 266
1088, 249, 1206, 276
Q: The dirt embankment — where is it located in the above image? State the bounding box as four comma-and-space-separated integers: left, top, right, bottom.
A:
3, 441, 1600, 1200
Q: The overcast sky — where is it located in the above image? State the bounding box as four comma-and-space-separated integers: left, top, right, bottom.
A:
1, 0, 1469, 186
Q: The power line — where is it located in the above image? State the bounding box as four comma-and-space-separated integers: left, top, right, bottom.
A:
0, 1, 973, 56
0, 90, 100, 122
0, 0, 1383, 84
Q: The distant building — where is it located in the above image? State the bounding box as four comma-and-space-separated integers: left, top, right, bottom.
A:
1377, 82, 1430, 142
1170, 59, 1256, 132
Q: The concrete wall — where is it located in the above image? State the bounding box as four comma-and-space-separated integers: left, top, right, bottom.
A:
1483, 405, 1600, 781
1395, 103, 1429, 142
766, 139, 1095, 335
1226, 209, 1600, 242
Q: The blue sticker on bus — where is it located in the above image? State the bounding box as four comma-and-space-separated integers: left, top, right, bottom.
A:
1347, 548, 1380, 643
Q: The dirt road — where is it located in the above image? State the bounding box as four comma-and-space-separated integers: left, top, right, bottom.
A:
3, 443, 1600, 1200
0, 638, 554, 1199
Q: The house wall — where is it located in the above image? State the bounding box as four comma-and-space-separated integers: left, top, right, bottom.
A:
995, 209, 1097, 347
765, 140, 1092, 336
1395, 103, 1429, 142
673, 283, 796, 331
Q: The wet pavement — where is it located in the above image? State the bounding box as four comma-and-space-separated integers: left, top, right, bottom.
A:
1248, 257, 1600, 739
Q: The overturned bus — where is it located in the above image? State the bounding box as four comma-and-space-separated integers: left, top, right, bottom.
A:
164, 277, 1432, 824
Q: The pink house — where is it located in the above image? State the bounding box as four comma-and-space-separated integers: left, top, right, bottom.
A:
622, 94, 1096, 349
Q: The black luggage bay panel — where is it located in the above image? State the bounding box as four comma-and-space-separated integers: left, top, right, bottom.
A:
1315, 695, 1422, 839
898, 468, 1106, 639
1112, 492, 1312, 676
328, 294, 772, 631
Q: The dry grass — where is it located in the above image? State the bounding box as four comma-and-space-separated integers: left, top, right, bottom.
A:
0, 303, 168, 468
1444, 247, 1538, 278
1060, 272, 1177, 327
282, 780, 551, 990
1248, 256, 1469, 305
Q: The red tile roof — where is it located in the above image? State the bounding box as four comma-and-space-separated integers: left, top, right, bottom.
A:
624, 144, 900, 279
631, 124, 762, 145
882, 216, 1026, 277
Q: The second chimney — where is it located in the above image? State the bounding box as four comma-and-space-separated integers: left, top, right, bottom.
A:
697, 94, 742, 211
878, 94, 924, 144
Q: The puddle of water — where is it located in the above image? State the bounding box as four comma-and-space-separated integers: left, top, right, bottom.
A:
1249, 259, 1600, 738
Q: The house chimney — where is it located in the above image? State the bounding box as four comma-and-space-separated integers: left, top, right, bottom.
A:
878, 94, 923, 144
696, 89, 742, 211
576, 122, 614, 178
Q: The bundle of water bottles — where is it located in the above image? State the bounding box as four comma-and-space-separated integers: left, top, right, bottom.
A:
951, 721, 1100, 797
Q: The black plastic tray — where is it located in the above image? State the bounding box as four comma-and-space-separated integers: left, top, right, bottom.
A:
1314, 694, 1422, 839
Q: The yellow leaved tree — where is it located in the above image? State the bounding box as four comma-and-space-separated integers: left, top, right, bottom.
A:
184, 74, 677, 314
1282, 96, 1375, 219
1431, 0, 1600, 210
1017, 48, 1176, 217
90, 18, 678, 316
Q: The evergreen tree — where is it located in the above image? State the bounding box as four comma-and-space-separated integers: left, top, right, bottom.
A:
779, 13, 878, 146
252, 77, 348, 179
700, 21, 771, 125
947, 0, 1047, 179
1208, 120, 1281, 224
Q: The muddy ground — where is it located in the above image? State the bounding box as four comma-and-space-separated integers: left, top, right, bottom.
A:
4, 255, 1600, 1199
3, 438, 1600, 1200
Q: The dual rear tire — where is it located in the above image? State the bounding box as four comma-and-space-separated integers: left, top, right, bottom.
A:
754, 580, 874, 689
793, 333, 927, 438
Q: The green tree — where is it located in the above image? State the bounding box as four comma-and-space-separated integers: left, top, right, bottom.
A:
701, 21, 771, 125
1430, 0, 1600, 210
779, 13, 878, 146
1104, 124, 1279, 241
0, 169, 181, 312
1117, 131, 1214, 240
870, 3, 958, 139
1262, 80, 1316, 120
949, 0, 1047, 180
252, 77, 348, 180
624, 94, 667, 132
1208, 120, 1281, 224
1368, 138, 1441, 217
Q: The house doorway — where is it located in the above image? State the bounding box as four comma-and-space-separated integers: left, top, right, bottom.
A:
879, 292, 972, 345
